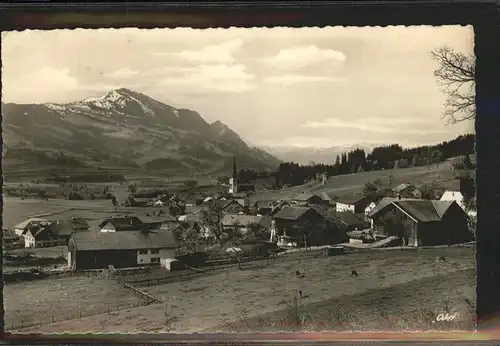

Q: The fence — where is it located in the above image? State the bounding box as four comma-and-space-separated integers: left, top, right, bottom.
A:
6, 300, 147, 332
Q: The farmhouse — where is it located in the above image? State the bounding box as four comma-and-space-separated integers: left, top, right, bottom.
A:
46, 218, 90, 244
392, 183, 422, 199
368, 199, 473, 247
336, 195, 371, 214
98, 216, 145, 232
221, 214, 271, 239
440, 190, 466, 210
271, 206, 324, 247
67, 230, 180, 271
315, 191, 337, 206
13, 218, 50, 237
23, 224, 64, 248
124, 196, 151, 207
292, 193, 323, 206
207, 199, 245, 214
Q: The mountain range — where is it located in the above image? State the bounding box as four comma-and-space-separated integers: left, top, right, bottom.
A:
262, 144, 382, 166
2, 88, 281, 174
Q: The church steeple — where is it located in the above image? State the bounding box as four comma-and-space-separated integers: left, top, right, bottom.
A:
232, 156, 237, 178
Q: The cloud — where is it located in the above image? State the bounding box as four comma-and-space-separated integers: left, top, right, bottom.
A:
262, 45, 346, 71
154, 39, 244, 64
300, 117, 445, 135
159, 64, 257, 93
263, 74, 346, 86
104, 68, 140, 79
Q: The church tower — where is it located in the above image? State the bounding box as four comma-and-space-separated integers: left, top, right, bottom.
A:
229, 156, 238, 195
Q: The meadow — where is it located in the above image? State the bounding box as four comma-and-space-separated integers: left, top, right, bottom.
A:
13, 247, 475, 333
4, 275, 144, 330
251, 158, 473, 202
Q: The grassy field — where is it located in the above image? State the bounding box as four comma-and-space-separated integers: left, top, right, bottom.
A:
2, 196, 178, 230
4, 275, 144, 330
14, 247, 475, 334
251, 159, 473, 202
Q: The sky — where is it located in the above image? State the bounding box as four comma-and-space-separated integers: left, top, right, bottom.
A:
1, 26, 474, 150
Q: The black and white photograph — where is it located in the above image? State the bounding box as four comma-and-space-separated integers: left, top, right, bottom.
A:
1, 26, 476, 333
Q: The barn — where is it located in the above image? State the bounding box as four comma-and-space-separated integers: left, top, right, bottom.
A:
67, 230, 180, 271
368, 199, 473, 247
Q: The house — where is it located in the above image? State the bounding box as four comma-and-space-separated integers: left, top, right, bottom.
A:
13, 218, 50, 237
364, 202, 377, 222
315, 191, 337, 206
98, 216, 145, 232
392, 184, 422, 199
221, 214, 271, 240
253, 200, 278, 216
67, 229, 180, 271
45, 218, 90, 245
272, 206, 325, 247
238, 184, 256, 193
23, 224, 65, 248
267, 200, 291, 218
3, 229, 22, 249
336, 195, 372, 214
368, 199, 473, 247
229, 192, 250, 208
124, 196, 150, 207
207, 199, 245, 214
440, 190, 466, 210
331, 211, 367, 232
292, 193, 323, 206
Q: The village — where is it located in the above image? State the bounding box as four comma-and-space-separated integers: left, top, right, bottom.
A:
3, 156, 477, 333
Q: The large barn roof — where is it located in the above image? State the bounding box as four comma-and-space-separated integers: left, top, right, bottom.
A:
70, 230, 179, 251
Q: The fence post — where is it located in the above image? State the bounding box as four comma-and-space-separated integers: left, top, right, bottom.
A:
52, 315, 54, 323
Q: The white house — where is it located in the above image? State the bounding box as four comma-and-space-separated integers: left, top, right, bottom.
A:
440, 190, 466, 210
364, 202, 377, 222
13, 218, 50, 237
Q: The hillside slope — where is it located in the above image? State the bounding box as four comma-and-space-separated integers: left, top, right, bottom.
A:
2, 88, 281, 174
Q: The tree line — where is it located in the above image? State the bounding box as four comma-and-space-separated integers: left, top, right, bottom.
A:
273, 133, 474, 187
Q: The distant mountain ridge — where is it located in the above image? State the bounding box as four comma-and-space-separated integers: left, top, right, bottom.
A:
263, 144, 382, 165
2, 88, 281, 174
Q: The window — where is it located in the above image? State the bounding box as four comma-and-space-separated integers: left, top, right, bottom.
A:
138, 249, 147, 255
151, 257, 160, 263
151, 249, 160, 254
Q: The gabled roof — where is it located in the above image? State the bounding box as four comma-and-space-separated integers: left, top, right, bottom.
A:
71, 230, 179, 251
336, 195, 369, 205
367, 197, 398, 218
274, 206, 314, 221
98, 216, 144, 230
335, 211, 365, 227
13, 218, 50, 230
431, 200, 455, 218
308, 204, 329, 217
49, 218, 90, 236
157, 221, 185, 232
391, 200, 460, 223
393, 183, 416, 193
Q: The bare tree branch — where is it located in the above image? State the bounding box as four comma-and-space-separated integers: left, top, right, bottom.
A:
430, 46, 475, 124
